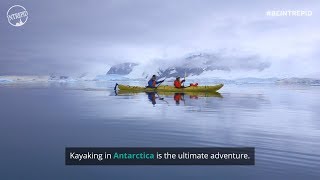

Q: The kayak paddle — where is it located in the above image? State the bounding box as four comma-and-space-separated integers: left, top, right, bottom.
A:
156, 77, 166, 88
182, 72, 186, 86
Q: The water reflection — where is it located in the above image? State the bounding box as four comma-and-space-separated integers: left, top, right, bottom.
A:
116, 90, 223, 106
173, 93, 184, 105
1, 85, 320, 179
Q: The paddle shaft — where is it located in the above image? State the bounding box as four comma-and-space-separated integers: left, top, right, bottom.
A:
182, 72, 186, 86
156, 78, 166, 88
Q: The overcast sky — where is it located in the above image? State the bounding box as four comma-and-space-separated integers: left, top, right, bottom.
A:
0, 0, 319, 77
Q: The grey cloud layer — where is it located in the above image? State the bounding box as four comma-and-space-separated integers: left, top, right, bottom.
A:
0, 0, 319, 76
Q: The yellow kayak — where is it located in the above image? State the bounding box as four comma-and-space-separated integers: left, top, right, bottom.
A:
117, 84, 223, 92
117, 90, 223, 98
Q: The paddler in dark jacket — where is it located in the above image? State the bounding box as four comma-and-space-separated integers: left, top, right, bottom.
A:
147, 75, 164, 88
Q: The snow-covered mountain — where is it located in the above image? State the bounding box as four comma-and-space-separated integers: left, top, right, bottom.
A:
107, 52, 270, 79
1, 53, 319, 86
107, 63, 138, 75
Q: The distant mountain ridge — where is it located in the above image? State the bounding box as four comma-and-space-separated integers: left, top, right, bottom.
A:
276, 78, 320, 85
106, 52, 270, 79
107, 63, 138, 75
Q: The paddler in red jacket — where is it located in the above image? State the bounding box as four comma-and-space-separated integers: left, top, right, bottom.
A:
174, 77, 185, 88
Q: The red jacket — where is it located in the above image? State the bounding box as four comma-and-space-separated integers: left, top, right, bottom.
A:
174, 80, 185, 88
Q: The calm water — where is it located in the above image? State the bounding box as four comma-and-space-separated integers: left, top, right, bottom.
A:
0, 82, 320, 179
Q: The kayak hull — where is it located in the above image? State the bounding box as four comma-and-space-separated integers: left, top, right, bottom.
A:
117, 84, 223, 92
117, 90, 223, 98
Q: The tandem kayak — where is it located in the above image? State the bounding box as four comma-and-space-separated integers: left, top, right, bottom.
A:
116, 91, 223, 98
116, 84, 223, 92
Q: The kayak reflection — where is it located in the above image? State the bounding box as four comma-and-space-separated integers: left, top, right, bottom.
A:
116, 90, 223, 106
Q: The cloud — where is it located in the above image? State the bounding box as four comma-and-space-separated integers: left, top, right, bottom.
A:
0, 0, 319, 77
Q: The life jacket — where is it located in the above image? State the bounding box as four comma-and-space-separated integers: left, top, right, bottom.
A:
190, 83, 198, 87
174, 80, 182, 88
148, 79, 156, 87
